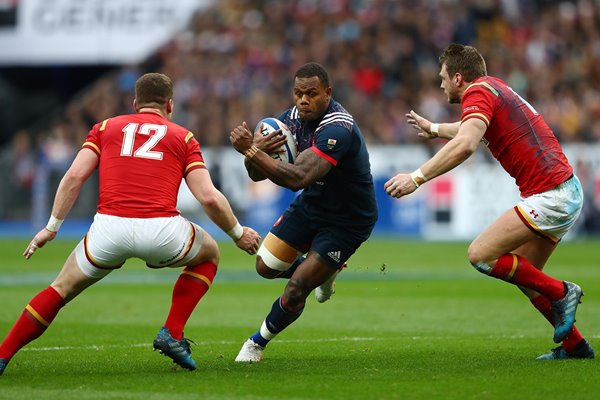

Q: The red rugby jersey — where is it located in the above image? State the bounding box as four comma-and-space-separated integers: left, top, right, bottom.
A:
82, 112, 206, 218
461, 76, 572, 197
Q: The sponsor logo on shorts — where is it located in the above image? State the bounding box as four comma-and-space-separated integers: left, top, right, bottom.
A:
327, 251, 341, 263
530, 209, 539, 219
159, 241, 185, 264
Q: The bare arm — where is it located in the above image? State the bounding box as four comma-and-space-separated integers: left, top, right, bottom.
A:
244, 125, 287, 182
185, 168, 260, 254
24, 148, 99, 258
406, 110, 461, 140
247, 148, 331, 191
230, 122, 332, 191
385, 118, 487, 198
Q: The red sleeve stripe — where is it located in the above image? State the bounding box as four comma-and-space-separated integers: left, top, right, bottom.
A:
514, 206, 559, 244
310, 146, 337, 166
184, 161, 206, 174
82, 141, 101, 156
462, 113, 490, 127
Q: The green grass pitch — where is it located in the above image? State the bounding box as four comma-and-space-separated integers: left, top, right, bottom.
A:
0, 238, 598, 399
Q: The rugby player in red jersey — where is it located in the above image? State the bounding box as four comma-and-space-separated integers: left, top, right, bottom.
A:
0, 73, 260, 376
385, 44, 593, 360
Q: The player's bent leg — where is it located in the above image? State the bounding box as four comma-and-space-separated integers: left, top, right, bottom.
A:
256, 233, 301, 279
0, 251, 103, 376
235, 296, 303, 363
53, 252, 106, 303
0, 285, 64, 375
236, 254, 331, 362
551, 281, 583, 343
154, 228, 219, 371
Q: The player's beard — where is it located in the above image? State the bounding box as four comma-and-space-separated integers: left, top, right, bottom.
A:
447, 92, 461, 104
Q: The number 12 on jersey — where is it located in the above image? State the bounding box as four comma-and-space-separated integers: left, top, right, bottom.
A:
121, 123, 166, 160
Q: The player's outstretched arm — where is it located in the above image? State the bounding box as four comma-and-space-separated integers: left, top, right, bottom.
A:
386, 118, 485, 199
406, 110, 460, 140
24, 148, 99, 259
185, 168, 260, 254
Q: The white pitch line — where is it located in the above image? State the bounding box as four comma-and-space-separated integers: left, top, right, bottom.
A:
22, 337, 377, 352
22, 334, 600, 352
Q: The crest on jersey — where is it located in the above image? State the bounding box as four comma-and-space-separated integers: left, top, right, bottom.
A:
327, 138, 337, 149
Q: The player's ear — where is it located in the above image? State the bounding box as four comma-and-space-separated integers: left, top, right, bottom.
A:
133, 99, 138, 112
454, 73, 462, 86
167, 98, 173, 113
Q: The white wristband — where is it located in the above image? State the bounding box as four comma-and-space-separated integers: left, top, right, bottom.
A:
46, 215, 64, 233
430, 123, 440, 136
226, 222, 244, 241
410, 168, 428, 188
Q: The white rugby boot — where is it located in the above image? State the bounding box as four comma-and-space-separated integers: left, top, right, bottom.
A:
315, 269, 340, 303
235, 339, 264, 362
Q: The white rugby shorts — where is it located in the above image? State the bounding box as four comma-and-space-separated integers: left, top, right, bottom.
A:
75, 213, 205, 279
514, 175, 583, 244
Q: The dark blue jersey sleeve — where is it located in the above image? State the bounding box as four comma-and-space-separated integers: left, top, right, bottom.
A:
311, 124, 352, 166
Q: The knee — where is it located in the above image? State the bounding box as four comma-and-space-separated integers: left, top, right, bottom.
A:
467, 243, 493, 274
283, 278, 309, 308
255, 256, 281, 279
201, 235, 220, 265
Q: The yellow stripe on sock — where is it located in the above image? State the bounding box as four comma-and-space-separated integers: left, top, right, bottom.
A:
182, 271, 212, 287
507, 254, 519, 280
25, 304, 50, 327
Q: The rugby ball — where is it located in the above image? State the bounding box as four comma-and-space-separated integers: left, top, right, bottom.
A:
255, 118, 298, 164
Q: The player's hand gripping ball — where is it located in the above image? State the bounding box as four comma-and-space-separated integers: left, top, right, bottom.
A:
255, 118, 298, 163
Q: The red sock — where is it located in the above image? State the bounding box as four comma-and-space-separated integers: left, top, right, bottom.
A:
164, 262, 217, 340
0, 286, 64, 361
530, 295, 584, 352
490, 254, 565, 300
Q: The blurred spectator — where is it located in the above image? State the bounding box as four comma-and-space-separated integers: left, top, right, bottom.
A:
5, 0, 591, 147
0, 0, 599, 228
0, 130, 36, 218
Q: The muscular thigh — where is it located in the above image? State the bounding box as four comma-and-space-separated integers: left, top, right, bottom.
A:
265, 206, 373, 270
470, 177, 582, 265
469, 208, 539, 264
258, 206, 317, 271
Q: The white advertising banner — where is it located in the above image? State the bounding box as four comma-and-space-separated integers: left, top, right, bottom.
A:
0, 0, 212, 65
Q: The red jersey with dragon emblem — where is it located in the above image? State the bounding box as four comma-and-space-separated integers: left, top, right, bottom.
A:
461, 76, 572, 197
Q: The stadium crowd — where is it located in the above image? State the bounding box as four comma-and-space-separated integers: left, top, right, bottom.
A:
1, 0, 600, 230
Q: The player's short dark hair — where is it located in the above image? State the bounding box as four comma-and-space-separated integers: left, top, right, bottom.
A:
135, 73, 173, 109
294, 62, 330, 87
439, 44, 487, 82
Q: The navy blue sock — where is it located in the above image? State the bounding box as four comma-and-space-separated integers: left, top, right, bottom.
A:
250, 296, 304, 347
278, 255, 305, 279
